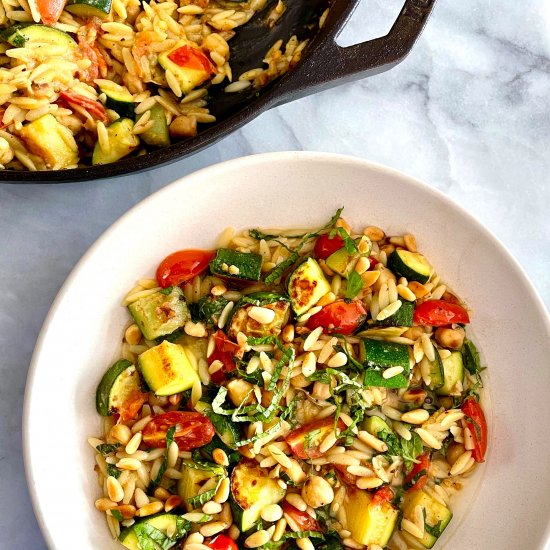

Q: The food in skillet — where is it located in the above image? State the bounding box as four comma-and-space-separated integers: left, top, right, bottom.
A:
90, 208, 488, 549
0, 0, 314, 170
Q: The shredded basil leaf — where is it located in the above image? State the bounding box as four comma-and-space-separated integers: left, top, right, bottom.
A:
95, 443, 120, 455
110, 509, 123, 521
186, 489, 217, 508
264, 252, 299, 284
159, 286, 174, 295
148, 425, 176, 491
107, 464, 121, 479
345, 270, 364, 300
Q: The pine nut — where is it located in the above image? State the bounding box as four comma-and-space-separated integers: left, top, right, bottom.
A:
282, 324, 295, 343
301, 352, 317, 377
244, 529, 272, 548
408, 281, 429, 299
125, 432, 142, 455
135, 501, 164, 517
261, 504, 283, 523
116, 458, 142, 471
326, 352, 347, 368
285, 493, 307, 512
203, 501, 222, 514
213, 448, 229, 466
401, 409, 430, 424
95, 497, 117, 511
185, 320, 207, 337
354, 256, 370, 274
164, 495, 182, 512
363, 226, 385, 241
361, 270, 380, 287
357, 430, 388, 453
211, 284, 227, 296
273, 518, 287, 541
111, 424, 132, 445
342, 538, 363, 549
397, 283, 417, 302
186, 532, 205, 544
134, 487, 150, 508
214, 477, 230, 504
107, 476, 124, 502
228, 524, 240, 540
154, 487, 171, 501
200, 521, 227, 537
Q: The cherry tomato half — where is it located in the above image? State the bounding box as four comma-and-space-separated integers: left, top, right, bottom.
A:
142, 411, 214, 451
371, 486, 394, 506
208, 330, 241, 384
36, 0, 66, 25
156, 249, 215, 288
285, 417, 347, 459
413, 299, 470, 326
58, 91, 108, 123
206, 534, 238, 550
168, 45, 216, 76
282, 501, 321, 532
403, 453, 430, 492
462, 397, 488, 462
314, 233, 345, 260
306, 299, 367, 335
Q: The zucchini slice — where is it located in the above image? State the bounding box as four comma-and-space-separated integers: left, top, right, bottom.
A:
363, 415, 393, 438
344, 488, 398, 546
92, 118, 139, 165
401, 490, 453, 549
95, 359, 144, 418
97, 80, 135, 118
66, 0, 112, 18
374, 300, 415, 327
388, 249, 432, 284
209, 248, 263, 282
138, 340, 199, 396
0, 24, 76, 48
427, 348, 444, 390
325, 237, 372, 279
360, 338, 410, 388
435, 351, 464, 396
127, 286, 189, 341
119, 513, 184, 549
139, 102, 170, 148
287, 258, 331, 316
178, 463, 223, 511
230, 460, 285, 532
227, 292, 290, 339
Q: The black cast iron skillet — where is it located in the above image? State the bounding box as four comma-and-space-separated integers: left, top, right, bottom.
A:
2, 0, 437, 182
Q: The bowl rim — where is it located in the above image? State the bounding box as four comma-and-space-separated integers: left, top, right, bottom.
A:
22, 151, 550, 548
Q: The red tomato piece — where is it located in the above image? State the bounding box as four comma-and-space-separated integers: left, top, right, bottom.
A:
462, 397, 488, 462
142, 411, 214, 451
368, 256, 379, 270
285, 417, 346, 459
314, 233, 345, 260
156, 249, 215, 288
35, 0, 66, 25
206, 534, 238, 550
404, 453, 430, 492
306, 299, 367, 335
371, 486, 394, 506
168, 45, 216, 74
413, 299, 470, 326
282, 501, 321, 532
58, 91, 108, 123
118, 389, 147, 423
208, 330, 241, 384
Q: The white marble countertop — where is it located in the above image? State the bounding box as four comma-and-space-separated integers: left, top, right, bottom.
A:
1, 0, 549, 547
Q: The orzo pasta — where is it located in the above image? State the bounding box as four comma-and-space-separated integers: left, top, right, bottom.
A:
91, 208, 488, 549
0, 0, 312, 170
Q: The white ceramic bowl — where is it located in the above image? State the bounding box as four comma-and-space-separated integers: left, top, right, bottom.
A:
24, 152, 550, 549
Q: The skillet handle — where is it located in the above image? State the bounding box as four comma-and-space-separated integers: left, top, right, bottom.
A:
273, 0, 437, 105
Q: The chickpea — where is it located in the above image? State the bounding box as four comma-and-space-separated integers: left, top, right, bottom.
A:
169, 115, 197, 138
301, 476, 334, 509
435, 327, 465, 350
290, 373, 311, 389
446, 442, 466, 466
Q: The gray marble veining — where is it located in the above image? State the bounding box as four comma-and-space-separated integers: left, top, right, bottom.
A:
1, 1, 549, 547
